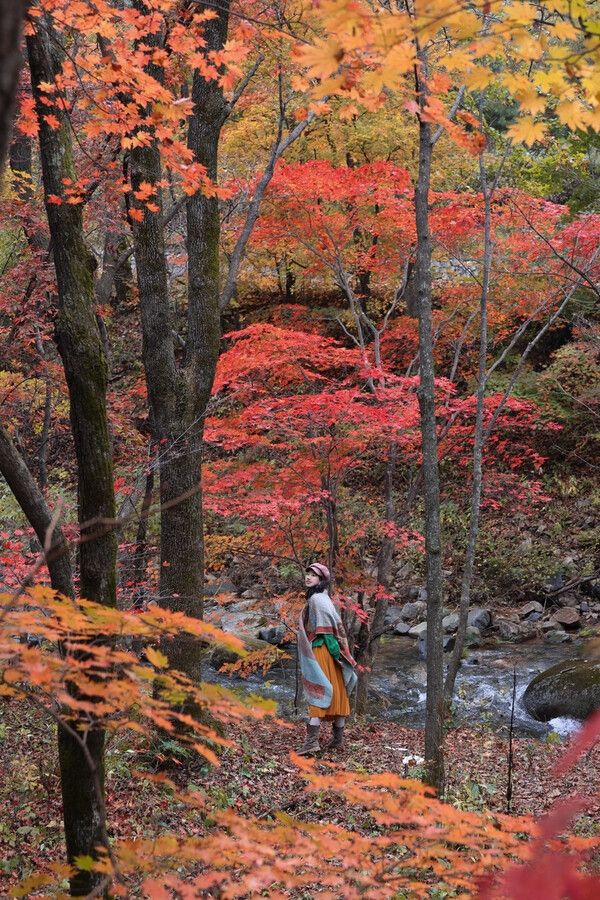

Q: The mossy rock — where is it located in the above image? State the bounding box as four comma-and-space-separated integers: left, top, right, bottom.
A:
523, 659, 600, 721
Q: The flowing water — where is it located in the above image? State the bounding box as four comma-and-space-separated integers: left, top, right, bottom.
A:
206, 636, 582, 737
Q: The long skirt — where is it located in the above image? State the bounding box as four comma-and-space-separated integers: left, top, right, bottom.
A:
308, 643, 350, 720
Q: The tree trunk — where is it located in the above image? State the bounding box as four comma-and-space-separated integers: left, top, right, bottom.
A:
180, 0, 230, 620
27, 16, 117, 894
445, 150, 492, 699
414, 52, 445, 794
355, 443, 396, 714
0, 0, 27, 176
0, 422, 73, 597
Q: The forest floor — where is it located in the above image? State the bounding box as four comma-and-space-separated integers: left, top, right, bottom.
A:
1, 700, 599, 896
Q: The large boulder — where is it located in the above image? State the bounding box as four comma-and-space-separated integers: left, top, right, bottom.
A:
384, 606, 405, 629
468, 608, 492, 630
257, 625, 287, 645
465, 625, 481, 647
552, 607, 581, 628
408, 621, 428, 638
523, 660, 600, 721
519, 601, 544, 620
497, 618, 535, 643
400, 601, 427, 622
544, 629, 571, 645
442, 612, 459, 633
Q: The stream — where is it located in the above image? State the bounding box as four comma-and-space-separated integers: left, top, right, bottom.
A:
206, 636, 582, 737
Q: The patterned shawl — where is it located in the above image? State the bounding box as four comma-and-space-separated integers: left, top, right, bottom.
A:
298, 590, 357, 708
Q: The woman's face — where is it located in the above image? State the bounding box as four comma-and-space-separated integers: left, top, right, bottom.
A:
305, 570, 321, 588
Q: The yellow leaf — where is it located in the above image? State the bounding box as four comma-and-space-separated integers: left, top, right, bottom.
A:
507, 1, 538, 25
444, 9, 480, 40
581, 104, 600, 131
507, 116, 547, 146
553, 20, 579, 40
535, 69, 569, 97
297, 39, 344, 80
465, 66, 493, 90
443, 49, 473, 72
74, 855, 95, 872
512, 32, 544, 61
145, 646, 169, 668
556, 99, 587, 131
515, 84, 546, 115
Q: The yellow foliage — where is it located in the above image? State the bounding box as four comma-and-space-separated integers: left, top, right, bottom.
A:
507, 116, 548, 146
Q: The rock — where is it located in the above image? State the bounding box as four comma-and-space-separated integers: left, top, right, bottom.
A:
442, 612, 459, 633
465, 625, 481, 647
394, 622, 412, 635
582, 579, 600, 601
241, 586, 261, 599
417, 634, 455, 660
580, 601, 591, 614
497, 619, 535, 643
556, 593, 580, 608
384, 606, 405, 629
408, 621, 428, 638
541, 619, 563, 632
468, 608, 492, 630
544, 630, 572, 645
552, 607, 581, 628
257, 625, 286, 645
400, 601, 427, 623
519, 600, 544, 619
523, 660, 600, 721
442, 613, 458, 632
544, 573, 567, 594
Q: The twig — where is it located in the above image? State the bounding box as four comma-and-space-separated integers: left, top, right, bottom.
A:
506, 665, 517, 814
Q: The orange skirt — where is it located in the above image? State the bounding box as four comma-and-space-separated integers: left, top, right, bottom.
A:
308, 643, 350, 720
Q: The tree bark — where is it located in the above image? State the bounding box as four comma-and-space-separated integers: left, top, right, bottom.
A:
0, 0, 27, 177
127, 1, 227, 675
445, 150, 492, 699
414, 51, 445, 793
27, 15, 117, 894
355, 442, 397, 714
0, 422, 73, 597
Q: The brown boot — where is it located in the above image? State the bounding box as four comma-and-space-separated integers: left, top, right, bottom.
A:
327, 723, 345, 750
297, 723, 321, 755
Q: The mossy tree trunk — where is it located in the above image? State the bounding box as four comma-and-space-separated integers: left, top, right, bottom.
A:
0, 0, 26, 173
27, 15, 117, 895
128, 2, 229, 676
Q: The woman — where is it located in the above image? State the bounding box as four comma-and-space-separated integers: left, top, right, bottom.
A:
297, 562, 357, 755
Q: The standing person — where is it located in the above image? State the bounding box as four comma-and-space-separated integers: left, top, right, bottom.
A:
297, 562, 357, 755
